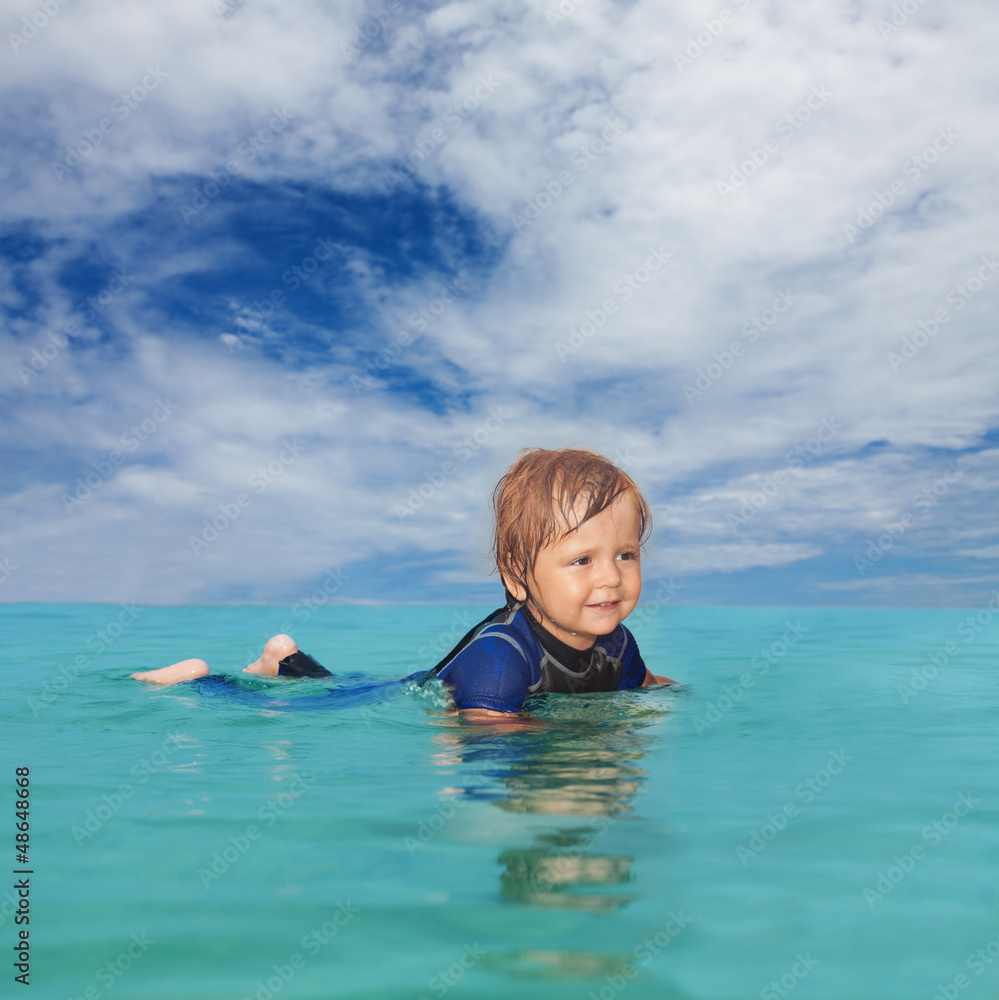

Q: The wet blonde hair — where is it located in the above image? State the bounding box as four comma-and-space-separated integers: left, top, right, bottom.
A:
492, 447, 651, 604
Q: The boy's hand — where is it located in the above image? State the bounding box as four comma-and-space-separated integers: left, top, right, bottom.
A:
642, 669, 677, 686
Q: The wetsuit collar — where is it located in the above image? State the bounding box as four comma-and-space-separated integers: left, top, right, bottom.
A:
521, 605, 593, 674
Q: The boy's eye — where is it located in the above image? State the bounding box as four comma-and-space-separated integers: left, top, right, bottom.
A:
570, 556, 590, 566
618, 551, 637, 561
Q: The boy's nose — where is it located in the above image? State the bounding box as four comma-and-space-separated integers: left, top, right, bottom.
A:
594, 558, 622, 589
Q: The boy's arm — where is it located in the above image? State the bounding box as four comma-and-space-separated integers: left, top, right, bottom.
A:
616, 625, 677, 687
642, 669, 678, 686
461, 707, 517, 720
438, 631, 533, 716
458, 707, 536, 727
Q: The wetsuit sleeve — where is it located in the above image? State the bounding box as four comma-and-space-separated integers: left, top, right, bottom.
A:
437, 633, 534, 713
616, 626, 648, 690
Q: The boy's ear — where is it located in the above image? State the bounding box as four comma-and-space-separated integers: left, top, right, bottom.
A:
499, 568, 527, 602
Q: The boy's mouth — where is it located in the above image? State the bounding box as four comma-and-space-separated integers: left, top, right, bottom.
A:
586, 600, 620, 609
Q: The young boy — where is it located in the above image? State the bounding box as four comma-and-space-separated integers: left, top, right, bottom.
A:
430, 447, 674, 719
132, 448, 675, 714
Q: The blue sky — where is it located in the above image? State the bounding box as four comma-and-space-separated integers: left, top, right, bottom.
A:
1, 0, 997, 606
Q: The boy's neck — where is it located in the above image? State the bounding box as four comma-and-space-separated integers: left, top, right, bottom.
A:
522, 606, 595, 670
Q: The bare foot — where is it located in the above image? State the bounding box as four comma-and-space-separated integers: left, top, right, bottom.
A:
243, 634, 298, 676
131, 659, 209, 685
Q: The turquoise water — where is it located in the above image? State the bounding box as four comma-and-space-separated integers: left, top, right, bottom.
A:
4, 601, 999, 1000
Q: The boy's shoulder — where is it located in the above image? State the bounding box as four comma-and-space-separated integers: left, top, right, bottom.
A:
450, 605, 542, 668
433, 605, 541, 712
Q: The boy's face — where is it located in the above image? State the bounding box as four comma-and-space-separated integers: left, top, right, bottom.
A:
516, 494, 643, 650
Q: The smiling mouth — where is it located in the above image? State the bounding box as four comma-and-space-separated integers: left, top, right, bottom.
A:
586, 601, 620, 609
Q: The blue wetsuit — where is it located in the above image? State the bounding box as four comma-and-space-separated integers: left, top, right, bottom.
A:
431, 604, 648, 713
188, 603, 648, 714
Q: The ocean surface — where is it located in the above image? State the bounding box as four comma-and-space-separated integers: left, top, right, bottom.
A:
4, 601, 999, 1000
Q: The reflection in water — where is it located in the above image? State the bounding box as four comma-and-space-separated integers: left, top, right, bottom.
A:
430, 692, 664, 913
479, 946, 648, 982
498, 832, 635, 911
